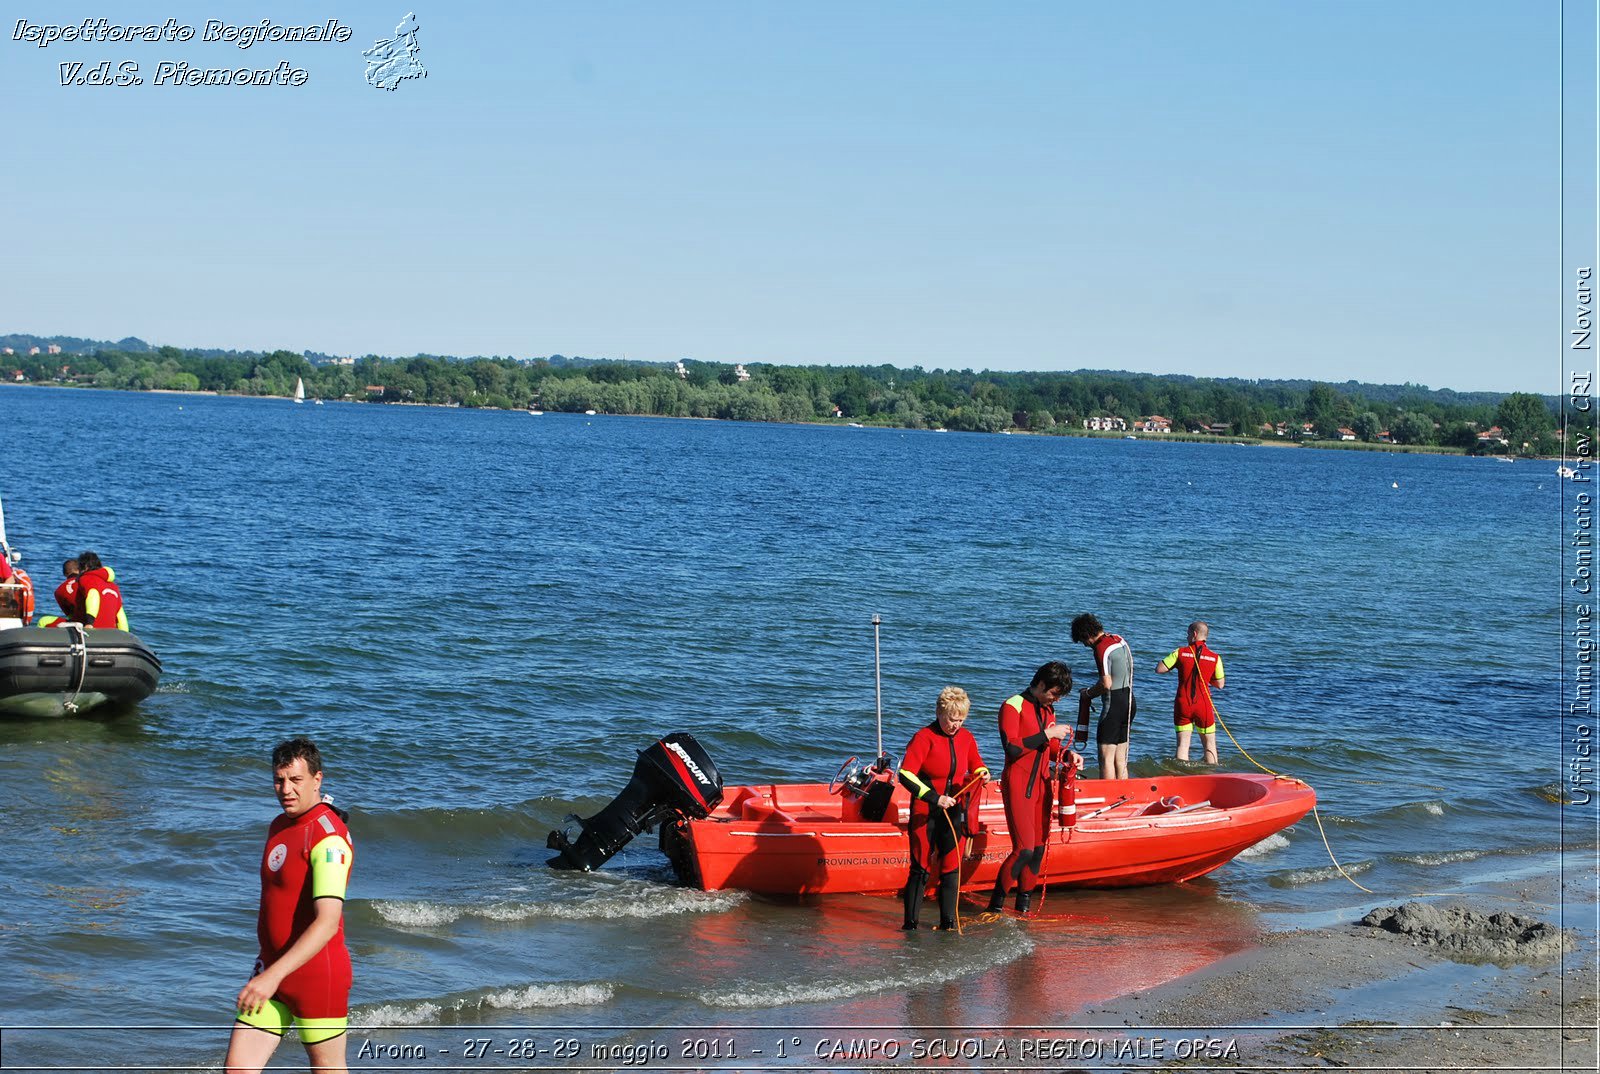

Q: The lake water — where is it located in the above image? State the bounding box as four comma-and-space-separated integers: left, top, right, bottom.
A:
0, 386, 1574, 1070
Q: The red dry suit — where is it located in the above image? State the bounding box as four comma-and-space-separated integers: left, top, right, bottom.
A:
996, 691, 1061, 896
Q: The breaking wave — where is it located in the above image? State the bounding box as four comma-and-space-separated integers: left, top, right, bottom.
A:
1236, 832, 1290, 858
1266, 860, 1374, 888
370, 885, 746, 928
355, 982, 615, 1026
698, 926, 1034, 1008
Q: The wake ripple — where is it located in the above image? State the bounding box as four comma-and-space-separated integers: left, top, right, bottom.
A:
370, 885, 745, 927
697, 926, 1034, 1009
358, 982, 614, 1025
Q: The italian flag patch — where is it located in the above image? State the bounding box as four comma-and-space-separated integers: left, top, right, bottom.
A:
324, 847, 346, 864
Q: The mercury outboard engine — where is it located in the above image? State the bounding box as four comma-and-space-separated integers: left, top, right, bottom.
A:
547, 732, 724, 872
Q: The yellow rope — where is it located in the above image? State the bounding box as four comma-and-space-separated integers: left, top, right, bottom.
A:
1215, 710, 1376, 893
1217, 711, 1473, 900
936, 774, 988, 936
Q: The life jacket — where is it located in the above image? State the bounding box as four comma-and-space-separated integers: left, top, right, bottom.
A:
78, 566, 129, 631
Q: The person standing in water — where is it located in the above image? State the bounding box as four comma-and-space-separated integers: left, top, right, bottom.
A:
897, 686, 990, 930
1156, 621, 1225, 764
988, 662, 1078, 913
225, 737, 354, 1074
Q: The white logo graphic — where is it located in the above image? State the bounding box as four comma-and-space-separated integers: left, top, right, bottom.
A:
665, 741, 710, 785
267, 844, 288, 872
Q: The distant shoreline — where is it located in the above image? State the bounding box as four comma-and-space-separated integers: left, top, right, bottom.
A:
4, 381, 1559, 461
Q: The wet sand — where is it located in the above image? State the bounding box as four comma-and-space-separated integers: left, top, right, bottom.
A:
1082, 876, 1596, 1073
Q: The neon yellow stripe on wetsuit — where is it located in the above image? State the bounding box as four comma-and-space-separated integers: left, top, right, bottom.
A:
237, 1003, 347, 1044
309, 834, 352, 900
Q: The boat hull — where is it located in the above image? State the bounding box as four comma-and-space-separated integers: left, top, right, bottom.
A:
661, 773, 1313, 895
0, 627, 163, 717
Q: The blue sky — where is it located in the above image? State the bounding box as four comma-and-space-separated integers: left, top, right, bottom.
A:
1, 2, 1566, 391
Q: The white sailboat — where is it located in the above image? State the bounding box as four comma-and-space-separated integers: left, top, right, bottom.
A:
293, 377, 306, 404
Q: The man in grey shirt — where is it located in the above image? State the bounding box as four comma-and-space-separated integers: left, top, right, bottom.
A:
1071, 613, 1137, 780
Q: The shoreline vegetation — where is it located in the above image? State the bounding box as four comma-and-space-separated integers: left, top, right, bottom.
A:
1, 338, 1568, 457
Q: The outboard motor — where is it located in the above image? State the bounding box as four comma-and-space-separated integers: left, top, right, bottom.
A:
547, 732, 724, 872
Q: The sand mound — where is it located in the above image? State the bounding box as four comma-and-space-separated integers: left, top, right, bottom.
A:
1359, 901, 1574, 964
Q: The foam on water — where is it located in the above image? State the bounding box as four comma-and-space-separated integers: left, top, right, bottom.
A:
372, 886, 746, 927
1237, 831, 1290, 858
697, 926, 1034, 1009
355, 982, 614, 1026
1267, 859, 1375, 888
1393, 848, 1484, 866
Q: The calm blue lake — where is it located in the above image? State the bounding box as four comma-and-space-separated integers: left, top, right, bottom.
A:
0, 386, 1568, 1068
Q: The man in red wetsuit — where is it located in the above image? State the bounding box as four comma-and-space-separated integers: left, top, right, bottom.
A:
897, 686, 990, 930
987, 662, 1079, 913
73, 551, 128, 631
36, 559, 79, 628
225, 737, 354, 1074
1156, 621, 1225, 764
54, 559, 80, 618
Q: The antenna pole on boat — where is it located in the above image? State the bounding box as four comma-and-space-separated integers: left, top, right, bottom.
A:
872, 613, 883, 763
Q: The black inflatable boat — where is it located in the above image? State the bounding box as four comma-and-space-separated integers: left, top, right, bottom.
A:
0, 626, 163, 717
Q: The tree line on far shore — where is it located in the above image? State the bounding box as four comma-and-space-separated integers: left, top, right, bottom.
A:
7, 344, 1568, 455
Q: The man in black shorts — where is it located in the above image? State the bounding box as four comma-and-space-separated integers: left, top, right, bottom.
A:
1071, 613, 1137, 780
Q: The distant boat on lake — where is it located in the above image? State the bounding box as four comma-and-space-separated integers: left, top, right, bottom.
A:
1558, 465, 1578, 477
292, 377, 305, 404
527, 408, 544, 416
585, 409, 597, 416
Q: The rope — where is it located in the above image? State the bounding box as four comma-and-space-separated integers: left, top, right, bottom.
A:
1217, 710, 1473, 900
62, 623, 89, 715
937, 772, 989, 936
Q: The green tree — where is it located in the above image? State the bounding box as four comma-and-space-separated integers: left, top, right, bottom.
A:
1353, 411, 1381, 442
1494, 392, 1554, 453
1391, 411, 1434, 446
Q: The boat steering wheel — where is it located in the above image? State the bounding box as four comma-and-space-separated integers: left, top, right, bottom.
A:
827, 756, 859, 796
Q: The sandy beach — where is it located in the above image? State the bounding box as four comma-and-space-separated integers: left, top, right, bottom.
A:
1076, 872, 1597, 1073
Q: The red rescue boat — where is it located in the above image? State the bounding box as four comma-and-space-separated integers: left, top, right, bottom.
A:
547, 734, 1315, 896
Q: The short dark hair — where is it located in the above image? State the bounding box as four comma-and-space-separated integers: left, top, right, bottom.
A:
77, 551, 102, 573
1070, 613, 1103, 644
62, 559, 79, 577
1028, 660, 1073, 695
272, 736, 323, 775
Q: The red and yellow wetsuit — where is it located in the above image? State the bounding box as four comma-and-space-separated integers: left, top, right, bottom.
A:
76, 566, 128, 631
899, 721, 987, 876
237, 802, 354, 1044
54, 576, 78, 619
897, 721, 987, 928
1160, 643, 1224, 733
996, 691, 1061, 900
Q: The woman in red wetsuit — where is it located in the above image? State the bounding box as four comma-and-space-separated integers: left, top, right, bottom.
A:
897, 686, 989, 930
987, 661, 1079, 913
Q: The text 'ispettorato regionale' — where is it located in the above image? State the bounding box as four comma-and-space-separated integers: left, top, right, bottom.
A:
13, 18, 353, 87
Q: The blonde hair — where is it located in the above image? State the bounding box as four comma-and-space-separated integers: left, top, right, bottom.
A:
935, 686, 971, 721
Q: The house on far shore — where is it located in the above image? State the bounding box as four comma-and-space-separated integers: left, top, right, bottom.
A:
1477, 425, 1509, 448
1337, 427, 1357, 441
1135, 415, 1171, 433
1083, 414, 1128, 432
1377, 430, 1395, 444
